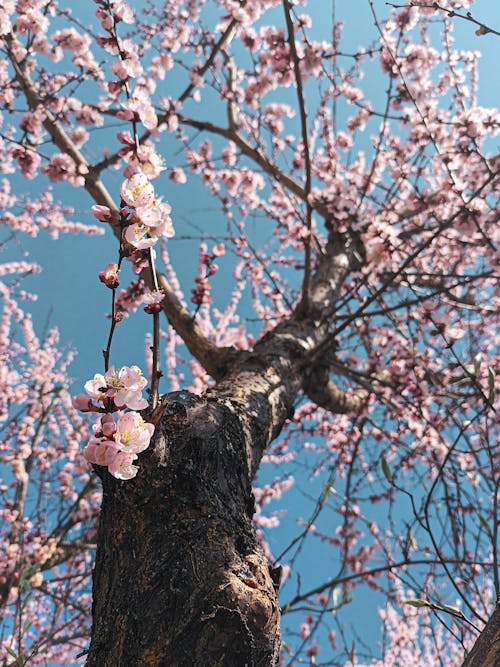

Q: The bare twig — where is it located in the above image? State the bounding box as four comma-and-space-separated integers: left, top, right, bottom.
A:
387, 2, 500, 37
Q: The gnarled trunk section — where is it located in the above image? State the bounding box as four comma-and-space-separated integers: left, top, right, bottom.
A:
87, 392, 281, 666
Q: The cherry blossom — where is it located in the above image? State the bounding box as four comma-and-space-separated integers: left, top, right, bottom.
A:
108, 451, 139, 480
114, 411, 154, 453
120, 173, 156, 208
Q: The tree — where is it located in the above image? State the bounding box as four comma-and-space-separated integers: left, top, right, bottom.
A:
0, 0, 498, 664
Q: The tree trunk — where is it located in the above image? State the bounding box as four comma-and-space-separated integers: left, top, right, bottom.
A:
86, 391, 281, 666
463, 604, 500, 667
85, 230, 364, 665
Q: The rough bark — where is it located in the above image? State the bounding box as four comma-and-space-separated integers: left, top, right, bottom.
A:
463, 605, 500, 667
87, 391, 282, 666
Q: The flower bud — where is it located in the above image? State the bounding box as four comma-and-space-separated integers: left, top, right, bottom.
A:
99, 262, 120, 289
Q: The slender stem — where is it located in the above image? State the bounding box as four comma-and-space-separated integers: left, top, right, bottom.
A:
102, 210, 126, 373
105, 2, 163, 405
149, 248, 161, 408
102, 288, 117, 374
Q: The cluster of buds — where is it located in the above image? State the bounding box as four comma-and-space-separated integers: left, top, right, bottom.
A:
190, 243, 225, 305
73, 365, 154, 480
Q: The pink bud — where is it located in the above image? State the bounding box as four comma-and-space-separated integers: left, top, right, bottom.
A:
72, 394, 92, 412
117, 131, 135, 146
144, 303, 162, 314
91, 205, 115, 222
101, 413, 116, 437
212, 243, 225, 257
108, 81, 124, 95
99, 262, 120, 289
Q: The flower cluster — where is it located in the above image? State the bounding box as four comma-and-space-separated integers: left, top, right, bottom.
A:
82, 411, 154, 480
73, 365, 154, 480
91, 174, 175, 271
120, 173, 175, 250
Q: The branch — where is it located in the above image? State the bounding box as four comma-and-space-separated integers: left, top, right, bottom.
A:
283, 0, 313, 313
303, 365, 367, 413
156, 273, 235, 379
178, 114, 332, 218
176, 17, 239, 105
6, 37, 232, 379
91, 17, 239, 175
281, 558, 493, 614
387, 3, 500, 37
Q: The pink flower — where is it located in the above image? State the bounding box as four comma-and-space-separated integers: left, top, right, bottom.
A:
104, 365, 148, 410
91, 204, 116, 223
12, 148, 41, 180
95, 413, 117, 438
72, 393, 92, 411
124, 201, 175, 248
117, 131, 135, 146
119, 88, 157, 128
143, 290, 164, 314
120, 173, 155, 208
447, 327, 466, 341
83, 439, 119, 466
124, 223, 157, 250
112, 1, 135, 24
115, 411, 154, 453
84, 373, 107, 402
169, 167, 187, 183
111, 57, 142, 80
95, 7, 114, 31
108, 451, 139, 480
212, 243, 225, 257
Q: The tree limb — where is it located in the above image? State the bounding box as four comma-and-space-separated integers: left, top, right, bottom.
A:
6, 37, 232, 379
